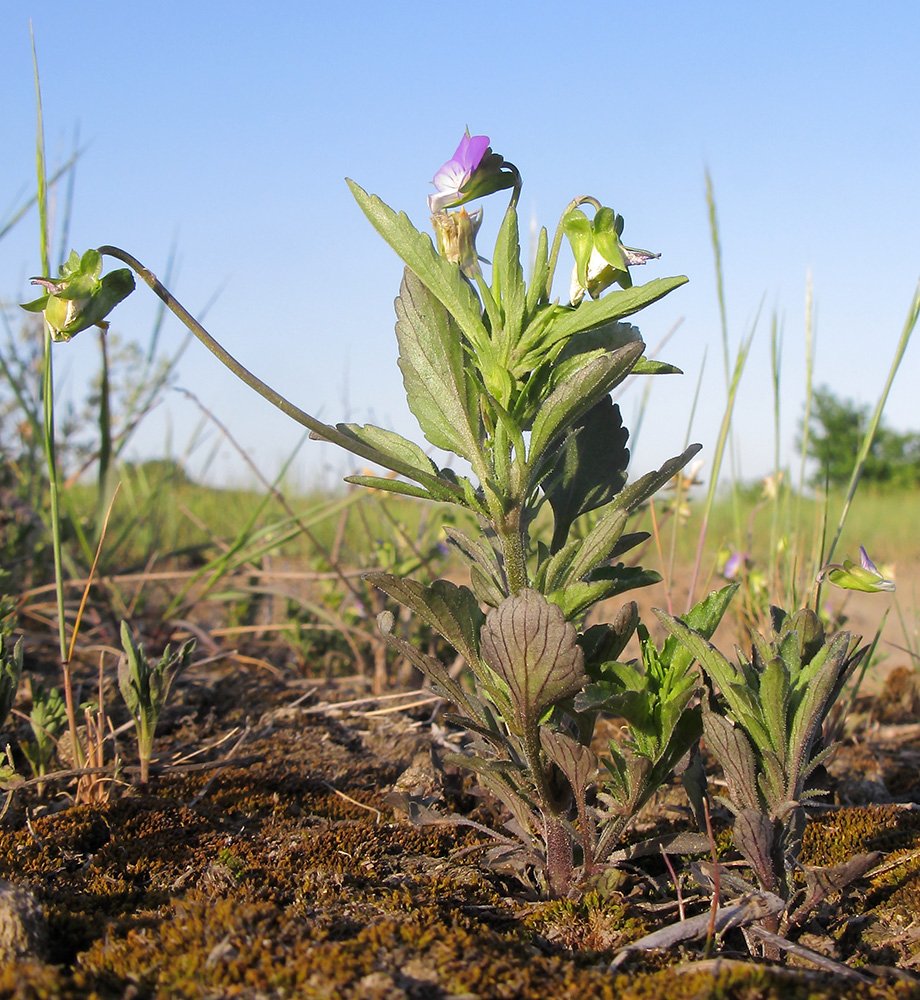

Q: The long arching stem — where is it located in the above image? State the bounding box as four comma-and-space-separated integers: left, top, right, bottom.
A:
95, 246, 466, 499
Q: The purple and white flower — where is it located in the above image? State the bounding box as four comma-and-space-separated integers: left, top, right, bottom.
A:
428, 133, 492, 213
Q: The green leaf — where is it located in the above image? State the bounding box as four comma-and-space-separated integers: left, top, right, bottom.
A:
631, 357, 682, 375
376, 611, 486, 724
394, 268, 482, 462
564, 508, 629, 583
759, 656, 790, 762
659, 584, 738, 676
343, 475, 436, 501
332, 422, 473, 506
347, 180, 490, 355
480, 589, 586, 733
528, 343, 643, 474
367, 575, 485, 671
610, 444, 703, 515
542, 396, 630, 551
654, 609, 740, 703
533, 275, 688, 354
549, 322, 643, 385
524, 226, 550, 319
549, 566, 661, 620
492, 206, 526, 349
0, 636, 22, 729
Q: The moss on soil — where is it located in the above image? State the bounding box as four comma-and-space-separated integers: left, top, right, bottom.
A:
1, 666, 920, 999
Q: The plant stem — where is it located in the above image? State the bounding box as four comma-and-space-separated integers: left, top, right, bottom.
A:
95, 247, 470, 504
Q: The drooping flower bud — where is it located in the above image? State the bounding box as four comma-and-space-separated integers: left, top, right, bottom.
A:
21, 249, 134, 341
565, 206, 660, 304
822, 546, 896, 593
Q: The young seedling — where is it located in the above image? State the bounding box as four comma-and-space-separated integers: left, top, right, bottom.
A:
20, 678, 67, 785
656, 605, 872, 926
0, 635, 23, 790
117, 622, 195, 784
0, 634, 22, 734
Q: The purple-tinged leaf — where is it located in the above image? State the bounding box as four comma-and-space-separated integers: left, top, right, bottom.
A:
480, 590, 586, 734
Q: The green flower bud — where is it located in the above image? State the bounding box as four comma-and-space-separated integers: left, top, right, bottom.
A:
21, 249, 134, 341
823, 546, 895, 594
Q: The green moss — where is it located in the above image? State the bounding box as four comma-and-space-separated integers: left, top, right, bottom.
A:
803, 807, 920, 868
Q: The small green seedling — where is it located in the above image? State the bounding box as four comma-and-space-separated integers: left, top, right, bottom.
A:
0, 634, 22, 733
118, 621, 195, 784
21, 678, 67, 783
657, 606, 871, 922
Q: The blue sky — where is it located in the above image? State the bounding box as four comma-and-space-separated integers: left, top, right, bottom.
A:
1, 2, 918, 491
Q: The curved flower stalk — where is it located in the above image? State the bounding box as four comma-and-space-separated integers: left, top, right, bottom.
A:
23, 136, 714, 895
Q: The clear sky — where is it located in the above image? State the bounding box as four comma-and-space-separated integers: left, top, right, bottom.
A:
1, 2, 918, 492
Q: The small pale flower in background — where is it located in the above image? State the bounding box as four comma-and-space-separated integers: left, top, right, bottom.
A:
722, 549, 744, 581
760, 470, 783, 501
666, 457, 705, 494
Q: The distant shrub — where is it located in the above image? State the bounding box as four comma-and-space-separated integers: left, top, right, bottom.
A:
801, 385, 920, 488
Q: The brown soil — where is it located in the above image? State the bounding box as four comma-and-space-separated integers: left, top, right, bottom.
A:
2, 584, 920, 999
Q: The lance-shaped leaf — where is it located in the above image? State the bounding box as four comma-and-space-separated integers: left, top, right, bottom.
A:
732, 808, 778, 894
524, 226, 550, 319
528, 275, 688, 354
630, 357, 682, 375
759, 656, 790, 763
528, 343, 643, 476
550, 566, 661, 621
347, 180, 491, 356
542, 396, 630, 551
367, 575, 484, 671
610, 444, 703, 515
492, 206, 526, 348
549, 322, 642, 383
0, 636, 23, 730
564, 508, 629, 584
702, 709, 760, 812
480, 590, 586, 735
332, 422, 478, 508
376, 611, 486, 724
443, 526, 507, 602
395, 268, 481, 463
344, 475, 438, 501
786, 633, 859, 796
658, 584, 738, 676
654, 610, 744, 712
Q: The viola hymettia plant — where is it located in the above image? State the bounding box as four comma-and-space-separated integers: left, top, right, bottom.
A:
26, 133, 752, 895
118, 622, 195, 785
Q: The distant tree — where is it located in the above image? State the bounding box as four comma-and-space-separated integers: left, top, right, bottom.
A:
800, 386, 920, 488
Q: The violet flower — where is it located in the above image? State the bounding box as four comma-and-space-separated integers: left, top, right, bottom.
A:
428, 134, 492, 213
